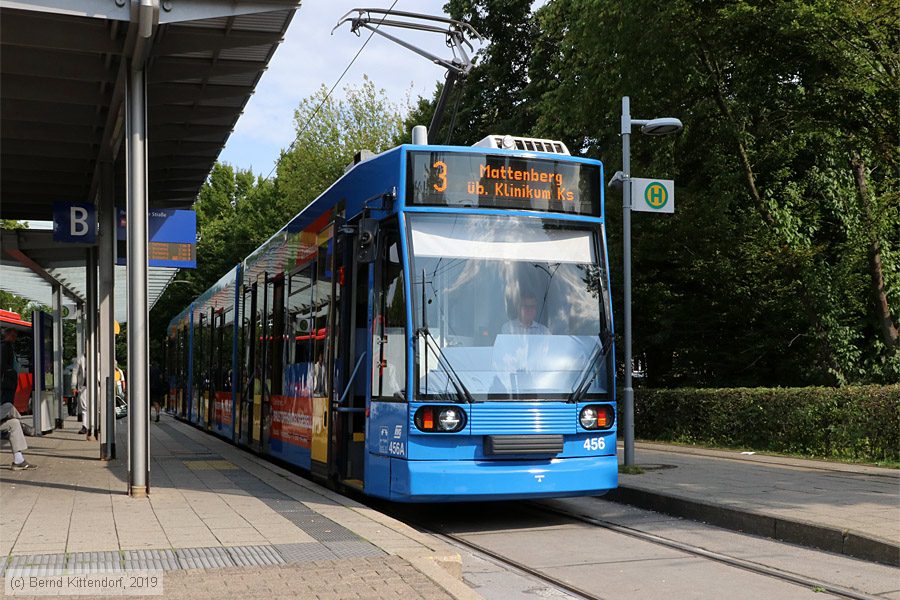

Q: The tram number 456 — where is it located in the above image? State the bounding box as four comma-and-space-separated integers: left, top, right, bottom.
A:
583, 437, 606, 451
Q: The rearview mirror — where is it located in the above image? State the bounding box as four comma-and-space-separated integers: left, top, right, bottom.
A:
357, 218, 378, 263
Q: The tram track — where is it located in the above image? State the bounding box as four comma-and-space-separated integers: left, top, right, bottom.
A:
379, 496, 882, 600
412, 518, 603, 600
527, 500, 881, 600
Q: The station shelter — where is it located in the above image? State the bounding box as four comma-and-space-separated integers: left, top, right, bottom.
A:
0, 0, 300, 496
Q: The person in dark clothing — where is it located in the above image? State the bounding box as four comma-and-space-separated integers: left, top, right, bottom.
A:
149, 362, 164, 423
1, 329, 19, 407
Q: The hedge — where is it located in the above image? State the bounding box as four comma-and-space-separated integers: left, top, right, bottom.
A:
631, 385, 900, 464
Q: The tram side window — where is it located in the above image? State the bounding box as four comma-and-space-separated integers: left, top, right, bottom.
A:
195, 314, 206, 392
219, 308, 233, 392
373, 230, 406, 400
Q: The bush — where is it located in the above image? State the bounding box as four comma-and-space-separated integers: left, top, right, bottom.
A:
632, 386, 900, 464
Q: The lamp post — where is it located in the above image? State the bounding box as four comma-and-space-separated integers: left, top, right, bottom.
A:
620, 96, 682, 467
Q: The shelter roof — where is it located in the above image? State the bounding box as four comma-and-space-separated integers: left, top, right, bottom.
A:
0, 0, 298, 220
1, 227, 177, 321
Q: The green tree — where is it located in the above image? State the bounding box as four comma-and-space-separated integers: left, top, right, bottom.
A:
514, 0, 897, 385
278, 76, 405, 214
0, 291, 34, 317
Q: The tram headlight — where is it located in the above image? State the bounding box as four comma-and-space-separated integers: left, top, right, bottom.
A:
579, 407, 598, 429
414, 406, 466, 433
438, 408, 461, 431
579, 405, 615, 430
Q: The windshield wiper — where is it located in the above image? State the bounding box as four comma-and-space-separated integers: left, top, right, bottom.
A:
568, 331, 613, 404
418, 326, 474, 403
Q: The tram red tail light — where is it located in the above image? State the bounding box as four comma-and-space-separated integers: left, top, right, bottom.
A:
414, 406, 466, 433
579, 405, 614, 430
596, 408, 611, 428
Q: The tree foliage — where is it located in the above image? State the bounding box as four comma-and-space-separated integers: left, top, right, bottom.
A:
278, 75, 405, 209
408, 0, 898, 385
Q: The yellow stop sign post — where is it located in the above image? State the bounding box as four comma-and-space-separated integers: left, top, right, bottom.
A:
630, 178, 674, 213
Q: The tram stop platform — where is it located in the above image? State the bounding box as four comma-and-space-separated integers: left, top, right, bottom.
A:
612, 441, 900, 567
0, 415, 478, 600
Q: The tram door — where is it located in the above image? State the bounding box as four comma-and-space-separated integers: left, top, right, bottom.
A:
250, 273, 268, 451
209, 309, 225, 430
310, 233, 334, 477
260, 274, 285, 453
206, 308, 216, 429
329, 223, 369, 486
194, 313, 206, 425
238, 282, 258, 447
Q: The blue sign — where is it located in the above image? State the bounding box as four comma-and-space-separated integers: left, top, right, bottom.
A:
53, 202, 96, 243
116, 209, 197, 268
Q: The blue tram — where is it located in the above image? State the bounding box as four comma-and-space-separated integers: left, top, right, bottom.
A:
167, 136, 617, 501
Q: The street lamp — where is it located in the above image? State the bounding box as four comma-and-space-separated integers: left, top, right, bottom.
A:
618, 96, 682, 467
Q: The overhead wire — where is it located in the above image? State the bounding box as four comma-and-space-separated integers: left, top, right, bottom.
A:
263, 0, 401, 182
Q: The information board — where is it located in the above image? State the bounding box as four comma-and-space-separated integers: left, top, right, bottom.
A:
117, 208, 197, 268
406, 151, 601, 216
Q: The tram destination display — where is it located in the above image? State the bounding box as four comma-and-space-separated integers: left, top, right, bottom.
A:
406, 150, 601, 215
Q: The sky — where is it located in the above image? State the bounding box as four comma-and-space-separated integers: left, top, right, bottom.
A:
217, 1, 469, 176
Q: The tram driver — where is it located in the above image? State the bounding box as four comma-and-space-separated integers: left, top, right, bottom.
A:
500, 292, 550, 336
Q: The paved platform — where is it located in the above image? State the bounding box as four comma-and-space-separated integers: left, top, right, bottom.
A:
612, 441, 900, 567
0, 414, 479, 599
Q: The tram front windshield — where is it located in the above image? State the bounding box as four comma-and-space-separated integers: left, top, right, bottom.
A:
409, 213, 610, 401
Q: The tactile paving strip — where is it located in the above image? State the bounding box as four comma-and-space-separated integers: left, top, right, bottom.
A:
184, 459, 238, 471
124, 549, 180, 571
69, 551, 122, 571
323, 541, 385, 559
176, 547, 235, 570
8, 553, 67, 576
226, 545, 286, 567
281, 514, 361, 543
265, 498, 315, 514
273, 542, 339, 563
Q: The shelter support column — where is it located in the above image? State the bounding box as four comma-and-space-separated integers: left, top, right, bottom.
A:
126, 65, 150, 496
85, 246, 99, 441
52, 285, 64, 429
98, 161, 116, 460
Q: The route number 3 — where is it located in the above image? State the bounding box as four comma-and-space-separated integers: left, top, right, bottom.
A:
433, 161, 447, 192
583, 437, 606, 451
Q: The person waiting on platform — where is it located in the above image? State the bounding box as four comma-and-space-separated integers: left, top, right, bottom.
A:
70, 355, 88, 435
500, 292, 550, 335
0, 403, 37, 470
149, 362, 164, 423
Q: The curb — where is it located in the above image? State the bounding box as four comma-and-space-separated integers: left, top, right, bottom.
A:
403, 553, 484, 600
605, 485, 900, 568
